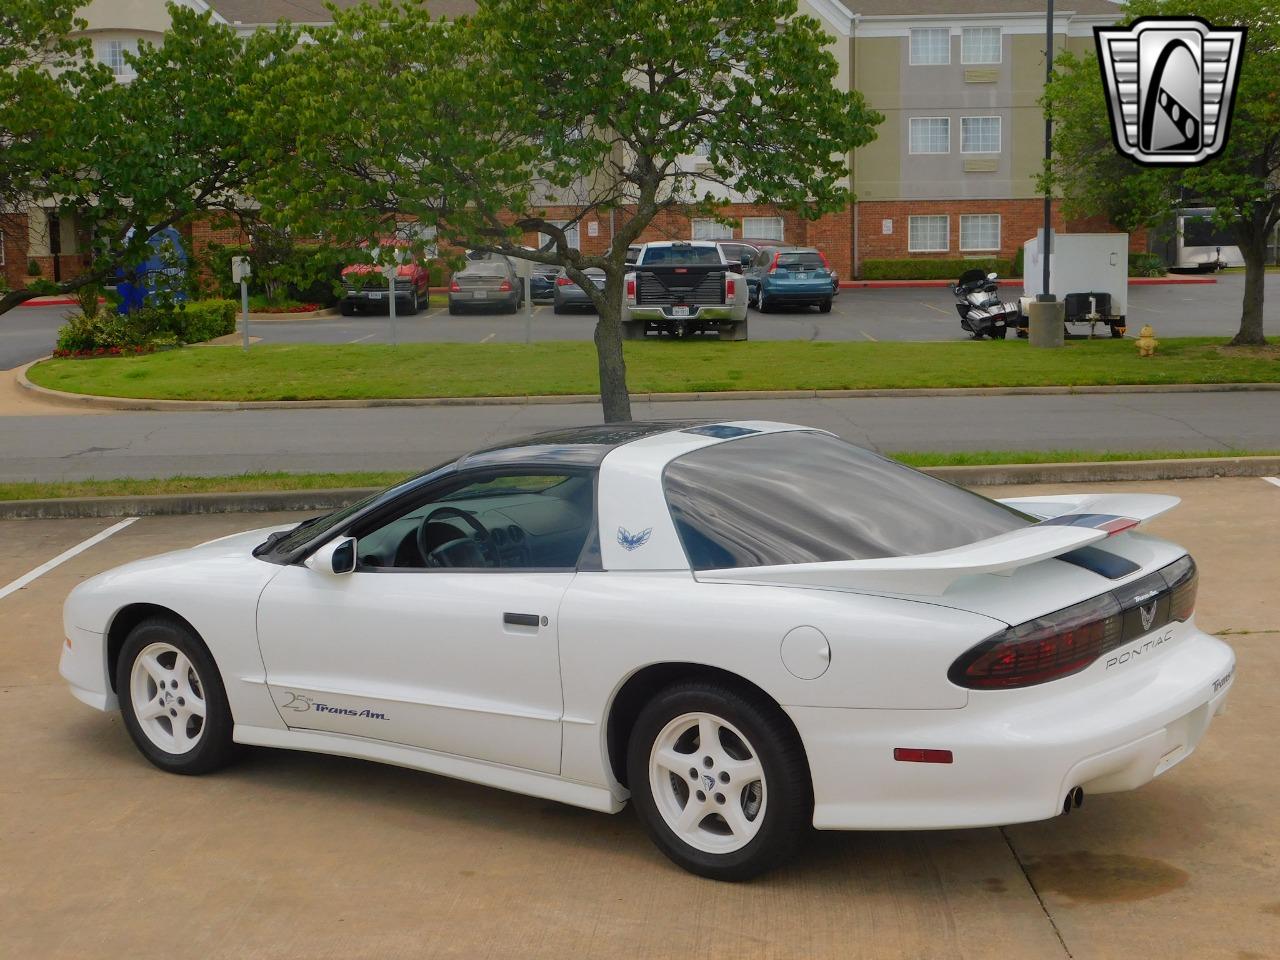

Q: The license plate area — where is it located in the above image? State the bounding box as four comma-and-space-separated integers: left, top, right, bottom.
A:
367, 291, 382, 300
672, 306, 690, 317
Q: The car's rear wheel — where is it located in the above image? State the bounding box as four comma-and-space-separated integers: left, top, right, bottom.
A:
818, 299, 832, 313
627, 682, 811, 881
116, 617, 236, 775
340, 300, 355, 316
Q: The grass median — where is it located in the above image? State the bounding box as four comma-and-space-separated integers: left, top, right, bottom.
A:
3, 450, 1275, 502
25, 337, 1280, 401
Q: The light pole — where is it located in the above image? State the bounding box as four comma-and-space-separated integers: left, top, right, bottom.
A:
1028, 0, 1065, 347
383, 246, 405, 347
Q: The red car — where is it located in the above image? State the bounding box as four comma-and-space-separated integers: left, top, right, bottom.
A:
340, 262, 431, 315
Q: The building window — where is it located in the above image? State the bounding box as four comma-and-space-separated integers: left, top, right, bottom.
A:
908, 216, 949, 253
961, 116, 1001, 153
960, 214, 1001, 251
909, 28, 950, 66
539, 220, 580, 251
99, 39, 136, 77
692, 219, 733, 241
742, 217, 784, 241
961, 27, 1001, 65
692, 141, 711, 157
909, 117, 951, 154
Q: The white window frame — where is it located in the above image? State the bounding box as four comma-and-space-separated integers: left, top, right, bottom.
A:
961, 27, 1002, 65
99, 39, 136, 78
691, 219, 733, 241
539, 220, 580, 251
909, 28, 951, 66
960, 116, 1002, 154
959, 214, 1002, 252
908, 215, 950, 253
909, 117, 951, 155
741, 217, 784, 241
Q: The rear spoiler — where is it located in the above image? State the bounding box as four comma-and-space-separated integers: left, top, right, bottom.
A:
696, 493, 1178, 597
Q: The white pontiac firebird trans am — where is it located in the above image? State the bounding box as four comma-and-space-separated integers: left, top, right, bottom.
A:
60, 422, 1235, 879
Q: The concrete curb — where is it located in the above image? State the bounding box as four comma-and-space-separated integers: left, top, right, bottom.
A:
16, 360, 1280, 412
4, 457, 1277, 519
839, 276, 1216, 289
241, 308, 341, 323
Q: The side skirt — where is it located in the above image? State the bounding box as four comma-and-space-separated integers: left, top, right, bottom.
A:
233, 724, 627, 814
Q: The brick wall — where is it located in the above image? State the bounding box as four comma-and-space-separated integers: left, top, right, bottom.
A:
2, 214, 31, 289
188, 214, 251, 289
855, 198, 1067, 266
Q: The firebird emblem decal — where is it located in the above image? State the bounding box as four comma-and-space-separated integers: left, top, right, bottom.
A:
617, 526, 653, 551
1140, 601, 1158, 631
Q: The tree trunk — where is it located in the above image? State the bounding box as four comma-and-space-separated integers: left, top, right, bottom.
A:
594, 273, 632, 423
1231, 233, 1268, 346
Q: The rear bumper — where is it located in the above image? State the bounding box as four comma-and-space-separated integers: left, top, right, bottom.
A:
449, 291, 520, 309
627, 305, 742, 322
761, 285, 833, 302
789, 626, 1235, 830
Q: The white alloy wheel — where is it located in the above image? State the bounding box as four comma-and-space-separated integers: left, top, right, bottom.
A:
129, 641, 207, 754
648, 712, 767, 854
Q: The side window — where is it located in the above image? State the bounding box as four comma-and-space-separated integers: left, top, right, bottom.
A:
351, 470, 595, 571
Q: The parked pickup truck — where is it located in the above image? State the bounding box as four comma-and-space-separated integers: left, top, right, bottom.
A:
622, 241, 748, 340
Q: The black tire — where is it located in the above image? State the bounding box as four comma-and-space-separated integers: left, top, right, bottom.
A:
553, 303, 565, 315
989, 324, 1008, 339
339, 300, 355, 317
818, 299, 832, 314
626, 681, 812, 881
448, 303, 460, 316
116, 617, 237, 776
758, 295, 771, 314
407, 291, 420, 315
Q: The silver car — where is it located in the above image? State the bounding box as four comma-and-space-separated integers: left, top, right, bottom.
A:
448, 259, 524, 314
552, 267, 605, 314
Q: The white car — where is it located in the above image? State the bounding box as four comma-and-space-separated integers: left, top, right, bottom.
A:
60, 422, 1235, 880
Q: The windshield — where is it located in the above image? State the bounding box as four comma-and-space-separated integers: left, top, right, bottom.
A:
641, 245, 722, 266
663, 431, 1033, 571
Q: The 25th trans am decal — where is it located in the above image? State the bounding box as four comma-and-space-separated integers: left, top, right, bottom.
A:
280, 692, 388, 720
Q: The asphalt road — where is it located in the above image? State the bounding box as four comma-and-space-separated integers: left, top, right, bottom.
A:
2, 477, 1277, 959
4, 274, 1276, 361
2, 391, 1278, 482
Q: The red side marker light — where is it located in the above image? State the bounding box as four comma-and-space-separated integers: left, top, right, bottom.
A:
1099, 517, 1139, 536
893, 748, 953, 764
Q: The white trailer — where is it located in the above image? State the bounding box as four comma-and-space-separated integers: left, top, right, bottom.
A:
1020, 232, 1129, 338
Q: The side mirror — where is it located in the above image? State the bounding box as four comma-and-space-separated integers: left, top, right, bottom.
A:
741, 254, 753, 267
305, 536, 357, 575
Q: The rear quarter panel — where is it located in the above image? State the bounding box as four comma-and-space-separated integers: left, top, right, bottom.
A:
556, 571, 1002, 786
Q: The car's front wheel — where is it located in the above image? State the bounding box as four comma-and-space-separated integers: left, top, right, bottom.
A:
627, 682, 811, 881
116, 617, 236, 775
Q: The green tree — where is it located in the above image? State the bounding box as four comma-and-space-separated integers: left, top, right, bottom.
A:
250, 0, 881, 421
0, 4, 295, 316
0, 1, 86, 216
1044, 0, 1279, 345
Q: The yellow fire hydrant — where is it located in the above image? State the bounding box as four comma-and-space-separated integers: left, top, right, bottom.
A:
1137, 324, 1159, 357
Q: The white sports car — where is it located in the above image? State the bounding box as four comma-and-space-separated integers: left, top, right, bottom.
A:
60, 422, 1235, 880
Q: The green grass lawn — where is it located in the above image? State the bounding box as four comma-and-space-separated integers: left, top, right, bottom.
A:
24, 337, 1280, 402
3, 450, 1276, 502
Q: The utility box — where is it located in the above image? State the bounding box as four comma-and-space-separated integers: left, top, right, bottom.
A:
1020, 232, 1129, 338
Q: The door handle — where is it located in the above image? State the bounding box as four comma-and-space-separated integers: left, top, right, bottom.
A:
503, 612, 541, 627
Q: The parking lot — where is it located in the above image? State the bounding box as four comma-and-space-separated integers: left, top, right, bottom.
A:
1, 476, 1277, 959
8, 273, 1276, 367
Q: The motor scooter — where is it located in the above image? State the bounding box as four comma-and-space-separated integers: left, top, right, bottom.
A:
952, 268, 1020, 340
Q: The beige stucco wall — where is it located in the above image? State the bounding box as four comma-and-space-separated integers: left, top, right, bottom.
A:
77, 0, 179, 33
851, 37, 901, 200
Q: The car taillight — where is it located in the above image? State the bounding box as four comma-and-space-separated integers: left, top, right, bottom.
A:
556, 276, 573, 286
767, 252, 781, 274
626, 278, 636, 298
499, 279, 512, 292
949, 593, 1123, 690
1163, 555, 1197, 621
726, 278, 735, 297
449, 280, 461, 292
818, 250, 829, 268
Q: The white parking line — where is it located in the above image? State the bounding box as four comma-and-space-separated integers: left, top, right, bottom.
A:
348, 333, 376, 344
480, 332, 496, 343
859, 331, 877, 341
1263, 477, 1280, 489
0, 518, 137, 602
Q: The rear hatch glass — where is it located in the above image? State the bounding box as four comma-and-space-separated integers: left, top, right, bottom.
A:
776, 253, 826, 271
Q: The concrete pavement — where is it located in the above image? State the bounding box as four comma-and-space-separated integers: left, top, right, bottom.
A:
1, 476, 1276, 958
2, 391, 1279, 482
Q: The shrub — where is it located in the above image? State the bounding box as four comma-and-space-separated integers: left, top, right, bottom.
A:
171, 299, 236, 343
203, 242, 358, 305
27, 259, 42, 277
1128, 252, 1166, 277
1012, 246, 1024, 279
860, 258, 1014, 281
74, 284, 100, 321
